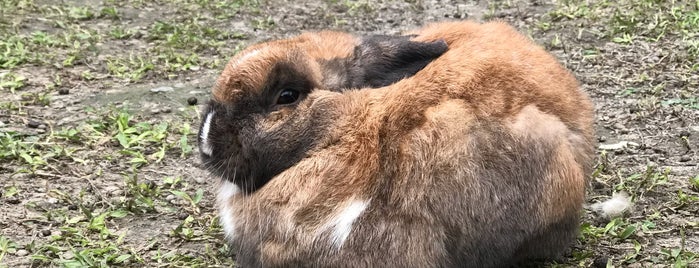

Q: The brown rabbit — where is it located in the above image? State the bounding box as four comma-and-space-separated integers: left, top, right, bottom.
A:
199, 20, 595, 268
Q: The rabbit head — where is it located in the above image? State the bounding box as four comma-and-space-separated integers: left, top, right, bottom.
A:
199, 31, 447, 193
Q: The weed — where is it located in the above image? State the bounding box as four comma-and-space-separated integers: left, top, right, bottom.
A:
67, 6, 95, 21
615, 165, 669, 197
170, 188, 204, 214
0, 72, 26, 92
122, 172, 159, 213
0, 37, 30, 69
106, 54, 154, 82
690, 175, 699, 192
99, 6, 119, 19
0, 236, 18, 263
658, 229, 698, 267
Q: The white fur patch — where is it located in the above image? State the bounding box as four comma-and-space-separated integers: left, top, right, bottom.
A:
320, 199, 369, 249
200, 111, 215, 156
591, 191, 632, 219
218, 181, 241, 239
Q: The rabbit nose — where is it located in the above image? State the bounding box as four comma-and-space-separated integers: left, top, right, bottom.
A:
200, 111, 215, 156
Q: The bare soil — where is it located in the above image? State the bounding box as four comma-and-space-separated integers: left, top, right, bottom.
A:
1, 0, 697, 267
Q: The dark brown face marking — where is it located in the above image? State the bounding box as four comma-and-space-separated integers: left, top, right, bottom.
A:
200, 60, 323, 193
320, 35, 448, 90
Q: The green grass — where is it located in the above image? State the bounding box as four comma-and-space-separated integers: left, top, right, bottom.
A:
1, 0, 698, 267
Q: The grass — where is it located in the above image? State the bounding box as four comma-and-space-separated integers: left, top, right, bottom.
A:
1, 0, 698, 267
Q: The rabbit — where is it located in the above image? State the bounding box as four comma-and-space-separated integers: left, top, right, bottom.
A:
198, 20, 596, 268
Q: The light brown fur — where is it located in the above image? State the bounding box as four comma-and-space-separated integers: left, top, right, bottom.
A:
204, 20, 595, 267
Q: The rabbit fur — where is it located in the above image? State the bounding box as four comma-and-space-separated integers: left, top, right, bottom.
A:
198, 20, 596, 268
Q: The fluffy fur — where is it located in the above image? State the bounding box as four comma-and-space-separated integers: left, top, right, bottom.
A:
199, 20, 596, 267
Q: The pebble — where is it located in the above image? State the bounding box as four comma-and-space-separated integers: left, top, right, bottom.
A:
178, 213, 189, 220
145, 180, 156, 189
161, 107, 172, 113
174, 83, 185, 88
58, 88, 70, 95
166, 194, 176, 201
15, 249, 29, 257
187, 97, 198, 106
41, 229, 52, 237
592, 256, 608, 268
27, 120, 41, 128
598, 136, 607, 142
7, 198, 21, 204
680, 155, 691, 162
68, 204, 78, 210
47, 197, 59, 204
193, 177, 207, 184
679, 130, 691, 138
150, 86, 174, 93
63, 251, 74, 259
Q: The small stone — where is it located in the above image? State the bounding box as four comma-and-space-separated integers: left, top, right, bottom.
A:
7, 198, 20, 204
592, 256, 608, 268
41, 229, 52, 237
174, 83, 185, 88
187, 97, 198, 106
679, 130, 691, 138
151, 109, 161, 115
145, 180, 156, 189
629, 106, 640, 114
37, 124, 47, 129
166, 194, 176, 201
47, 197, 59, 204
592, 180, 606, 190
178, 213, 189, 220
680, 155, 691, 162
598, 136, 607, 142
27, 120, 41, 128
15, 249, 29, 257
68, 204, 78, 210
62, 251, 74, 259
193, 177, 207, 184
161, 107, 172, 113
58, 88, 70, 95
150, 86, 174, 93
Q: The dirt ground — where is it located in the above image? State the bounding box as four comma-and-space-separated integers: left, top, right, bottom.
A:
1, 0, 697, 267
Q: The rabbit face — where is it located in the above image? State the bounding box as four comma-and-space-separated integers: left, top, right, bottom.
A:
199, 31, 448, 193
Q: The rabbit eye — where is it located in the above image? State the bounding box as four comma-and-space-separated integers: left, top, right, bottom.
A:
276, 89, 300, 105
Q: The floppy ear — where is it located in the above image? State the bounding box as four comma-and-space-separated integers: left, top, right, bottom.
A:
348, 35, 448, 88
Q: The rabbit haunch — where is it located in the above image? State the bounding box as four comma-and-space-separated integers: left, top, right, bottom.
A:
200, 20, 595, 267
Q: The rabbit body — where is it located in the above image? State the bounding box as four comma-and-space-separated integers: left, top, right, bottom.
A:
201, 21, 595, 267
